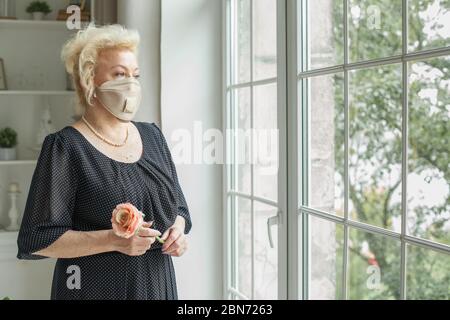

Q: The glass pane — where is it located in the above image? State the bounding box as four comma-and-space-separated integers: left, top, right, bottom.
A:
233, 88, 252, 194
303, 0, 344, 71
253, 0, 277, 81
236, 196, 252, 298
254, 201, 278, 299
349, 65, 402, 231
406, 244, 450, 299
407, 57, 450, 246
308, 73, 345, 216
253, 83, 278, 202
348, 228, 401, 299
231, 0, 251, 84
409, 0, 450, 52
348, 0, 402, 62
309, 215, 344, 300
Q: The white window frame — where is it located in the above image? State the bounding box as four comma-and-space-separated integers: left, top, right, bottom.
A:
223, 0, 450, 300
222, 0, 289, 300
295, 0, 450, 300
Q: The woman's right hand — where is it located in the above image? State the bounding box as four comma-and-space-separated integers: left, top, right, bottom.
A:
111, 221, 162, 256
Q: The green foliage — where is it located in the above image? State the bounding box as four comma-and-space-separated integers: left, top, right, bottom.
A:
0, 127, 17, 148
331, 0, 449, 300
26, 1, 52, 14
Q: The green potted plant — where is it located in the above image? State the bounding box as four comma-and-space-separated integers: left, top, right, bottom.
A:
26, 1, 52, 20
0, 127, 18, 161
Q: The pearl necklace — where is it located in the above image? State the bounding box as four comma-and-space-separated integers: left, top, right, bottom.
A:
81, 115, 129, 147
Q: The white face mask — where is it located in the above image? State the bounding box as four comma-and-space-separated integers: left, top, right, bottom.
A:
94, 77, 142, 121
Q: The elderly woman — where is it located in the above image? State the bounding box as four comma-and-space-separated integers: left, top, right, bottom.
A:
16, 24, 192, 300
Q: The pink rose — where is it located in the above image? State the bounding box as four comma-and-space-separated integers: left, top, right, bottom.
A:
111, 203, 144, 239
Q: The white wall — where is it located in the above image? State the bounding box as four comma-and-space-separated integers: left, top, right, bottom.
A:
161, 0, 223, 299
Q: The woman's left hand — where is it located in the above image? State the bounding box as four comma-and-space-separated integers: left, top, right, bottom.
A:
160, 216, 188, 257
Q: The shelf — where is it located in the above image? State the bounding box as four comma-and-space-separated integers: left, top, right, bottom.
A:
0, 160, 37, 166
0, 90, 75, 96
0, 18, 90, 30
0, 230, 18, 240
0, 230, 18, 261
0, 230, 18, 244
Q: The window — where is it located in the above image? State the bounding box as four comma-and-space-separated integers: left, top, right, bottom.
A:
225, 0, 281, 300
298, 0, 450, 300
224, 0, 450, 300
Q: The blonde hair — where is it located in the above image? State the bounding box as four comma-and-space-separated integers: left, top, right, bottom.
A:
61, 23, 140, 114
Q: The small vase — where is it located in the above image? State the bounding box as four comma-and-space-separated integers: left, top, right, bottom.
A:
0, 147, 16, 161
6, 191, 20, 231
32, 11, 44, 20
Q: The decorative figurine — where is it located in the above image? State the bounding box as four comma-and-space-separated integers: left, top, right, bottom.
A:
36, 104, 55, 146
5, 182, 21, 231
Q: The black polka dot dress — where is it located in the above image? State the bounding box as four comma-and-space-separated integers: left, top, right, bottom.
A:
16, 121, 192, 300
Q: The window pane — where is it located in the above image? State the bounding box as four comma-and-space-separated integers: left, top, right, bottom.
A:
407, 57, 450, 246
307, 73, 345, 216
232, 88, 252, 194
348, 228, 401, 299
253, 0, 277, 81
348, 0, 402, 62
409, 0, 450, 52
303, 0, 344, 71
236, 196, 252, 297
309, 215, 344, 300
406, 244, 450, 299
253, 83, 278, 202
231, 0, 251, 84
349, 65, 402, 231
254, 201, 278, 299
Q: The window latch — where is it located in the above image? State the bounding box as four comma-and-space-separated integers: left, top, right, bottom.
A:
267, 210, 282, 248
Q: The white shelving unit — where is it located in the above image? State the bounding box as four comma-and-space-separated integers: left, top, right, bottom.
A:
0, 90, 75, 96
0, 18, 90, 28
0, 160, 37, 166
0, 0, 98, 299
0, 230, 18, 261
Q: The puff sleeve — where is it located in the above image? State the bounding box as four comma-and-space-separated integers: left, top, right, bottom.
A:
152, 123, 192, 235
17, 133, 78, 260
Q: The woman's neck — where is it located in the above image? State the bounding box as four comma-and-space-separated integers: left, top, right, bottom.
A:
82, 103, 130, 141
